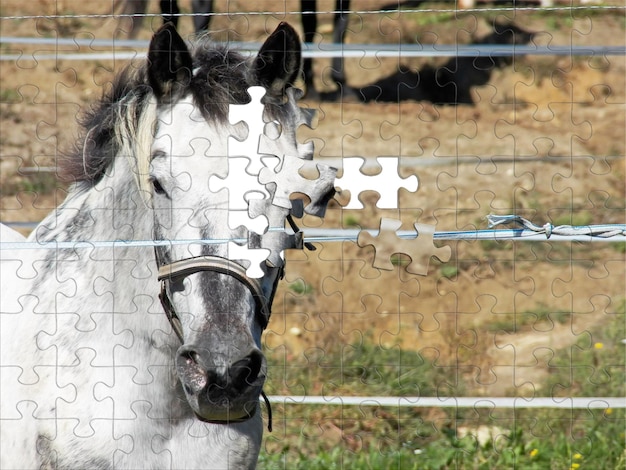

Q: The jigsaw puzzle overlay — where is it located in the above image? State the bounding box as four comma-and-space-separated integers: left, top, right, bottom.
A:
1, 1, 625, 469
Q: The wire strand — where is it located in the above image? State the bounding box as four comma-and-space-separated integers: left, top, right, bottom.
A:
1, 5, 624, 22
265, 395, 625, 409
2, 220, 625, 251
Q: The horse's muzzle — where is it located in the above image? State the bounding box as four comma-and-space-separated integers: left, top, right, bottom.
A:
176, 344, 266, 422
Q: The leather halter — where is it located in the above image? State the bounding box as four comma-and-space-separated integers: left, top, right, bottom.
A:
156, 255, 279, 343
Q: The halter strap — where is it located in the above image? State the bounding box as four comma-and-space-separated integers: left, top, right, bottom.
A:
157, 255, 276, 337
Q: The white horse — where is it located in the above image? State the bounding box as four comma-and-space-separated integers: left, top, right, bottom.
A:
1, 22, 334, 469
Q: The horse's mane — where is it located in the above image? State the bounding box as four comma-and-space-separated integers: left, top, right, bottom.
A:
62, 39, 254, 186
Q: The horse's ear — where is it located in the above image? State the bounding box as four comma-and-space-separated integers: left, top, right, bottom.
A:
254, 22, 302, 97
147, 23, 193, 99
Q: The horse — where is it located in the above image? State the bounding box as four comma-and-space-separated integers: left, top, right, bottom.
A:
0, 22, 334, 469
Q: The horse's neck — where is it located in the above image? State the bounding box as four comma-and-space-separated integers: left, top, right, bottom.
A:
29, 174, 154, 283
29, 174, 152, 244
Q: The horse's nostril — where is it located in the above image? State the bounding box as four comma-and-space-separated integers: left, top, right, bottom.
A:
176, 347, 209, 394
230, 350, 263, 390
176, 346, 264, 396
181, 349, 201, 366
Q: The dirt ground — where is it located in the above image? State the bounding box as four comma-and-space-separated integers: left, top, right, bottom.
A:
1, 1, 624, 396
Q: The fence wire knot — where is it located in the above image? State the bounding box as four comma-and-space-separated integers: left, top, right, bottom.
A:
487, 214, 626, 240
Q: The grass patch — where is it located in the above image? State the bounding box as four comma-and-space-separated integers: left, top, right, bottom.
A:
343, 215, 360, 228
288, 279, 314, 296
402, 11, 456, 27
480, 238, 505, 251
260, 326, 625, 468
486, 303, 571, 333
551, 211, 594, 227
265, 341, 460, 398
0, 88, 20, 103
0, 173, 59, 197
439, 264, 458, 279
612, 242, 626, 254
390, 254, 409, 267
544, 299, 625, 398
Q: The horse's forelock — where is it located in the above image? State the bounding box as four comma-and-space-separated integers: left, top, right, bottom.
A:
188, 46, 253, 121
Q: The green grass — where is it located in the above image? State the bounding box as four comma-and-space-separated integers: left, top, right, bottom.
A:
260, 408, 625, 470
287, 279, 314, 296
259, 446, 422, 469
0, 88, 20, 103
551, 211, 594, 227
613, 242, 626, 254
401, 11, 456, 27
439, 264, 458, 279
544, 298, 625, 398
390, 254, 409, 268
0, 173, 60, 197
485, 303, 572, 333
265, 341, 460, 398
343, 215, 361, 228
260, 309, 625, 469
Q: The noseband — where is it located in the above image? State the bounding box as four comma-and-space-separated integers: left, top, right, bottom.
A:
156, 255, 280, 343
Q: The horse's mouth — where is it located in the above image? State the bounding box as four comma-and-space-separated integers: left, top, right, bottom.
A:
180, 372, 266, 423
175, 343, 267, 422
193, 402, 258, 424
189, 384, 263, 423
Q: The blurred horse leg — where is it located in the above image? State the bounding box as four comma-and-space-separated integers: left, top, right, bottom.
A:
300, 0, 351, 97
300, 0, 318, 94
192, 0, 214, 32
330, 0, 350, 86
117, 0, 213, 37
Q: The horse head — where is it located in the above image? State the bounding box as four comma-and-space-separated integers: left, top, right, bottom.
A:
145, 23, 328, 424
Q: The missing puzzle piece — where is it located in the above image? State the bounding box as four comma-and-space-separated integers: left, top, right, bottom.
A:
228, 86, 276, 176
335, 157, 418, 209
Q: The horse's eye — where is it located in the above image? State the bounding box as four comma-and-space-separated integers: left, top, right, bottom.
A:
150, 177, 167, 196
